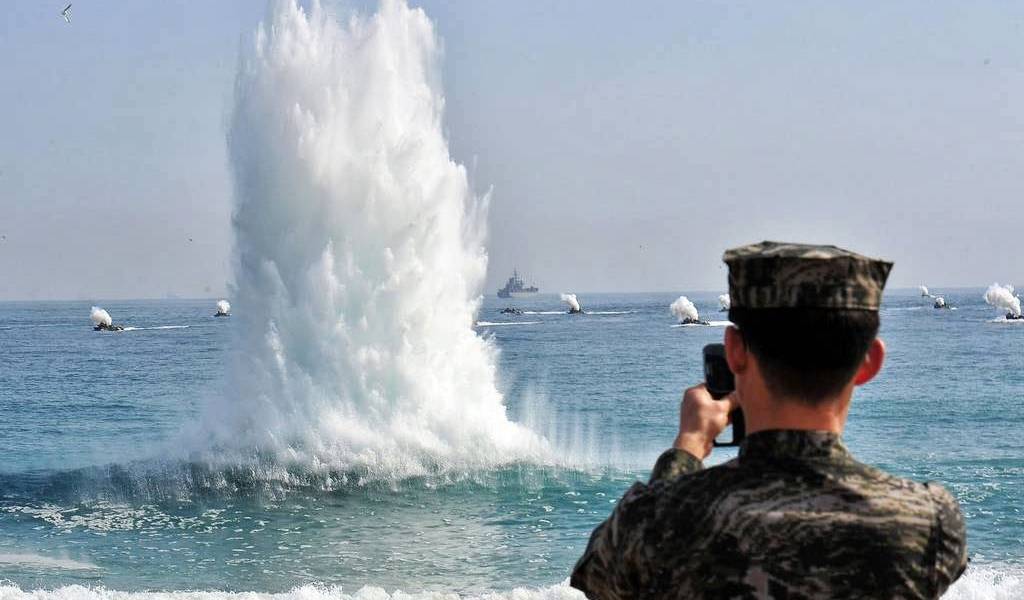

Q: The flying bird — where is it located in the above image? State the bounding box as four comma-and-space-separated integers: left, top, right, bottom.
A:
61, 4, 72, 23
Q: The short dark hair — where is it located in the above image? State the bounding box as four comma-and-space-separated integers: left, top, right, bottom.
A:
728, 308, 880, 404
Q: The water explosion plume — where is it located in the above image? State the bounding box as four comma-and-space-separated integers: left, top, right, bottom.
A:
200, 0, 547, 478
919, 285, 933, 298
216, 300, 231, 315
984, 283, 1022, 317
718, 294, 730, 311
670, 296, 699, 323
90, 307, 112, 328
560, 293, 581, 313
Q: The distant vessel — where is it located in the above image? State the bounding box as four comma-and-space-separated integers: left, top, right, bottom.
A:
497, 269, 539, 299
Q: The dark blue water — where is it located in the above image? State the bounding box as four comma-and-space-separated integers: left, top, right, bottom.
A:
0, 291, 1021, 597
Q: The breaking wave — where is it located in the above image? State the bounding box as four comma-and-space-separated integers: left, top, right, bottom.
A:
0, 566, 1019, 599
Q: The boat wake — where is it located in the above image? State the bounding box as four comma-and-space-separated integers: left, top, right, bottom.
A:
475, 321, 542, 327
670, 320, 731, 328
519, 311, 634, 316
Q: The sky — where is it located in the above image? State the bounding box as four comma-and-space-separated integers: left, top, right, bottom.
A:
1, 1, 1022, 300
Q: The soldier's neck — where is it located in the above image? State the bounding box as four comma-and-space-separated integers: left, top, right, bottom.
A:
740, 383, 853, 435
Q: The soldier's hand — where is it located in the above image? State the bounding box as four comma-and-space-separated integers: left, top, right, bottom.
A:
673, 384, 739, 460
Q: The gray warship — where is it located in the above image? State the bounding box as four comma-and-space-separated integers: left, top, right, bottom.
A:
497, 269, 539, 299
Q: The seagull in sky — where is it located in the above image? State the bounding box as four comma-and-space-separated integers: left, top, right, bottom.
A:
61, 4, 72, 23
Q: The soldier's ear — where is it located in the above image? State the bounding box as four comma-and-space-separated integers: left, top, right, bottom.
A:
853, 338, 885, 386
724, 326, 748, 375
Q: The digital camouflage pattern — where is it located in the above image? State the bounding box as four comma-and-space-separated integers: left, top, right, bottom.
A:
724, 241, 893, 311
571, 430, 967, 599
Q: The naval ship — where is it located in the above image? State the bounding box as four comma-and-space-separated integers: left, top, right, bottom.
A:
497, 269, 539, 299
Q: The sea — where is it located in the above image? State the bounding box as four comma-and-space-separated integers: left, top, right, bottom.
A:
0, 290, 1021, 599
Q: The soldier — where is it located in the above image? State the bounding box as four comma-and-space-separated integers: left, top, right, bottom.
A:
571, 241, 967, 599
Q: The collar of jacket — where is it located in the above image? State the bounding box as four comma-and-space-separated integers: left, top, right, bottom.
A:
738, 429, 851, 463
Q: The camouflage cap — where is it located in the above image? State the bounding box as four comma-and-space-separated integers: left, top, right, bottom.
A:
724, 241, 893, 311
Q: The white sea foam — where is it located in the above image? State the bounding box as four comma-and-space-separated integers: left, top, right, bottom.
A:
522, 311, 565, 315
0, 567, 1019, 599
190, 0, 549, 479
944, 565, 1024, 599
0, 583, 582, 600
90, 307, 112, 328
121, 326, 190, 332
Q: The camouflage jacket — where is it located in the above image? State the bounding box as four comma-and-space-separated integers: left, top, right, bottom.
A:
570, 430, 967, 599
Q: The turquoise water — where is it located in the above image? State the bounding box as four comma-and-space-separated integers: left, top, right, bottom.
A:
0, 291, 1022, 597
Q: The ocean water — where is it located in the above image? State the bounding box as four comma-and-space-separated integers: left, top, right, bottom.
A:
3, 1, 1023, 597
0, 290, 1022, 598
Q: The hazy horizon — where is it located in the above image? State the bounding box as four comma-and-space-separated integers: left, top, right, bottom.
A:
2, 1, 1022, 300
0, 285, 996, 304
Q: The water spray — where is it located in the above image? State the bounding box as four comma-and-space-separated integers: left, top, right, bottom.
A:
561, 293, 583, 314
90, 306, 112, 328
671, 296, 707, 325
984, 283, 1022, 319
718, 294, 730, 312
196, 0, 548, 478
90, 306, 123, 331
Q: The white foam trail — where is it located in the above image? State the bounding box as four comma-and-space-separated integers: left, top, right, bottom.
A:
670, 295, 699, 322
671, 320, 730, 328
193, 0, 548, 478
216, 299, 231, 314
475, 321, 542, 327
718, 293, 730, 311
984, 283, 1022, 317
560, 293, 581, 312
90, 307, 112, 328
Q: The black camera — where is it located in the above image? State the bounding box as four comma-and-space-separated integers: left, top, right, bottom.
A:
703, 343, 745, 447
